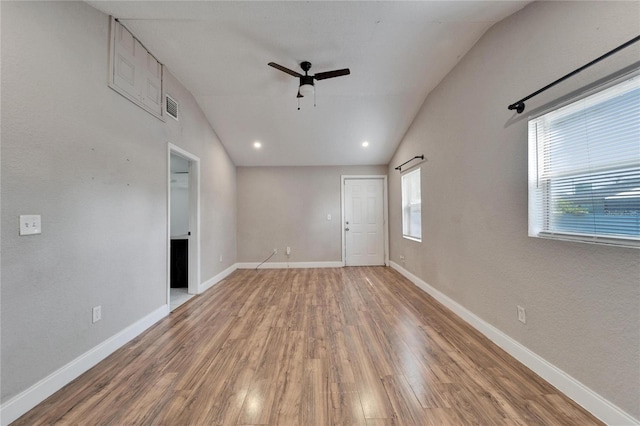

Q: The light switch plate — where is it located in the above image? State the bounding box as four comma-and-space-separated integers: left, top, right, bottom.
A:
92, 305, 102, 323
19, 215, 41, 235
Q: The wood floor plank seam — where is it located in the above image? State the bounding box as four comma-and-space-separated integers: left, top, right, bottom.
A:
12, 267, 602, 426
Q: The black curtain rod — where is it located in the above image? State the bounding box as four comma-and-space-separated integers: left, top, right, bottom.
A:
395, 155, 424, 172
508, 34, 640, 114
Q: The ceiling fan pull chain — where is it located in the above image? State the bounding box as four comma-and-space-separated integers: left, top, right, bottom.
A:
297, 97, 300, 111
314, 88, 316, 107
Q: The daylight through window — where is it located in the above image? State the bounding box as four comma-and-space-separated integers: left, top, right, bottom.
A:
528, 74, 640, 247
402, 168, 422, 241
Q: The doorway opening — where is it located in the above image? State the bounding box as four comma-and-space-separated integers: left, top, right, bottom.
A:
341, 175, 389, 266
168, 145, 200, 311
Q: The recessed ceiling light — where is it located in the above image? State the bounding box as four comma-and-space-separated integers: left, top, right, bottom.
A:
362, 141, 369, 147
253, 141, 262, 149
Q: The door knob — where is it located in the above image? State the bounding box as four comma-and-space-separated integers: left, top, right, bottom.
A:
345, 227, 350, 231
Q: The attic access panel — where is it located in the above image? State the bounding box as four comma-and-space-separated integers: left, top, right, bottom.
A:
109, 17, 164, 120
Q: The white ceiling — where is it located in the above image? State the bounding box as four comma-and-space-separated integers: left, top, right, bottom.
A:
89, 1, 529, 167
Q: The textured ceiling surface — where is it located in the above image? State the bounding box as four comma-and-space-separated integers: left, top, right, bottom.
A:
89, 1, 529, 166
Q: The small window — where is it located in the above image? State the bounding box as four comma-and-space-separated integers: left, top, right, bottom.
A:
402, 168, 422, 241
528, 75, 640, 248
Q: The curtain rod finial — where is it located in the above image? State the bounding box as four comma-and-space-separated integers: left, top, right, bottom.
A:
509, 102, 525, 114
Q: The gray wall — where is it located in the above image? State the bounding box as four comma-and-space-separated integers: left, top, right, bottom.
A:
1, 1, 236, 403
237, 166, 386, 263
388, 1, 640, 419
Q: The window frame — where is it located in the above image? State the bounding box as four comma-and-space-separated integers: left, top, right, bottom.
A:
401, 167, 422, 242
527, 73, 640, 249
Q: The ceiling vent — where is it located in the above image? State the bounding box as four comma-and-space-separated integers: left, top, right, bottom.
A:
165, 95, 178, 120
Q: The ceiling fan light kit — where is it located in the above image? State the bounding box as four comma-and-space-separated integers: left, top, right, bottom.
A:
299, 82, 314, 97
268, 60, 350, 109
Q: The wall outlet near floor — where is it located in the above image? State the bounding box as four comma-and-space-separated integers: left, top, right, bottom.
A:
219, 254, 223, 262
399, 255, 405, 264
273, 248, 278, 254
286, 246, 291, 256
92, 305, 102, 323
517, 305, 526, 324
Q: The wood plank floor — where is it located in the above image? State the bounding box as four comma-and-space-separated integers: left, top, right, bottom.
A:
13, 267, 602, 425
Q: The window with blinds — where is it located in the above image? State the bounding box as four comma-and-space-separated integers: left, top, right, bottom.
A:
528, 74, 640, 248
402, 168, 422, 242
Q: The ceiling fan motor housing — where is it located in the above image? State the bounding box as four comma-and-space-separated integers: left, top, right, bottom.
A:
300, 75, 314, 87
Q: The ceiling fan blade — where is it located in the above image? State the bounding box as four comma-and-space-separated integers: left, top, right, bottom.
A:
268, 62, 302, 78
314, 68, 350, 80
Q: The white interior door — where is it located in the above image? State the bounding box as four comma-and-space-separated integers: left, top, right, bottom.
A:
344, 178, 385, 266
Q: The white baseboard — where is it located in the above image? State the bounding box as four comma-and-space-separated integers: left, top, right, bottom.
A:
6, 263, 635, 426
389, 261, 639, 426
199, 263, 238, 293
236, 261, 343, 269
0, 304, 169, 426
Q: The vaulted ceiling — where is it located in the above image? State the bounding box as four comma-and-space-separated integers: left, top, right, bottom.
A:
88, 1, 529, 166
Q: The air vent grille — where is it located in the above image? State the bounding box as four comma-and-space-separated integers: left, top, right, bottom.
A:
166, 95, 178, 120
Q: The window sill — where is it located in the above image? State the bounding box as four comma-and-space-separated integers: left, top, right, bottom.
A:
532, 231, 640, 249
402, 235, 422, 243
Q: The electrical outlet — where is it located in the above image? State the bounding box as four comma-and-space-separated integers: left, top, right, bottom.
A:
19, 215, 41, 235
517, 305, 526, 324
399, 255, 405, 264
273, 248, 278, 254
327, 214, 332, 221
286, 246, 291, 256
219, 254, 223, 262
92, 305, 102, 323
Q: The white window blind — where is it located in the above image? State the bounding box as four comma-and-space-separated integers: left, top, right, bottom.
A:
528, 75, 640, 247
402, 168, 422, 241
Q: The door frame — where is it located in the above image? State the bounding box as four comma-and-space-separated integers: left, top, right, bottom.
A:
341, 175, 389, 267
167, 143, 201, 304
